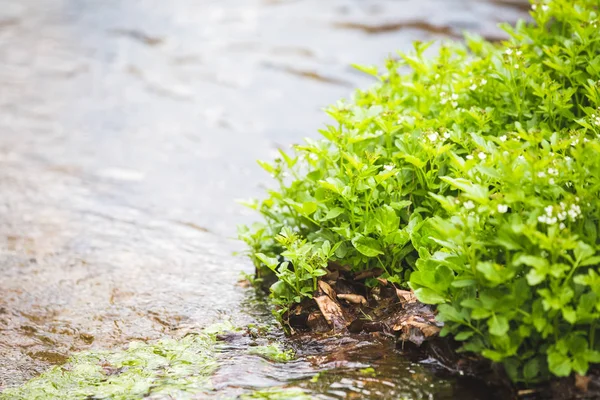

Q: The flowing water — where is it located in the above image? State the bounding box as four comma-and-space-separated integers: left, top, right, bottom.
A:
0, 0, 527, 397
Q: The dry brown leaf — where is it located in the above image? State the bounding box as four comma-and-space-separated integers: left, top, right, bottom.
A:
396, 289, 417, 305
393, 315, 440, 338
318, 280, 336, 298
354, 269, 383, 280
575, 374, 591, 393
323, 269, 340, 281
314, 280, 348, 331
337, 293, 367, 305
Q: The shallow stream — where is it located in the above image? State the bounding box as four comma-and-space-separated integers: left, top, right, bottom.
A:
0, 0, 527, 397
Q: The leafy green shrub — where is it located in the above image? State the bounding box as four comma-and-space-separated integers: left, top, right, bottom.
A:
239, 0, 600, 383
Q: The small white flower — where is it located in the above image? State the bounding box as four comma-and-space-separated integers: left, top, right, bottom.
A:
548, 168, 558, 176
565, 156, 572, 161
466, 155, 474, 160
538, 171, 546, 178
383, 164, 395, 171
541, 4, 549, 11
497, 204, 509, 213
427, 132, 439, 142
451, 101, 458, 108
549, 178, 555, 185
538, 215, 548, 223
532, 4, 537, 10
470, 84, 478, 91
435, 74, 440, 79
309, 153, 319, 161
499, 135, 507, 142
559, 222, 566, 230
463, 200, 475, 210
451, 93, 459, 100
478, 152, 487, 160
545, 205, 553, 215
516, 50, 523, 56
481, 79, 487, 85
505, 48, 513, 56
503, 151, 509, 156
443, 132, 451, 139
440, 91, 447, 97
514, 64, 520, 69
518, 155, 525, 160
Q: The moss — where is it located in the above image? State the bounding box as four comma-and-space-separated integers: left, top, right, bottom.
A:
1, 323, 235, 400
240, 387, 311, 400
248, 344, 295, 363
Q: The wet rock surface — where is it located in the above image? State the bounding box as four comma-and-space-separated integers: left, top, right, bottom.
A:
0, 0, 527, 395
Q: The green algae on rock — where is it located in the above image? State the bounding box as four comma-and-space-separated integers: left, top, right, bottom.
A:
0, 324, 235, 400
248, 343, 296, 363
240, 387, 312, 400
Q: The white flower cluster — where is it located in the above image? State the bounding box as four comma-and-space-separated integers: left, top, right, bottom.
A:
531, 3, 549, 12
469, 79, 487, 91
466, 151, 486, 161
591, 109, 600, 127
383, 164, 395, 171
425, 131, 451, 143
440, 92, 459, 108
504, 48, 523, 69
537, 201, 582, 229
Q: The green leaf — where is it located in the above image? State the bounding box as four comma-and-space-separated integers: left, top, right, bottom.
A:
523, 358, 540, 381
390, 201, 413, 211
302, 201, 318, 216
488, 315, 509, 336
322, 207, 345, 221
562, 307, 577, 324
278, 148, 297, 168
481, 349, 505, 362
351, 235, 383, 257
580, 256, 600, 267
526, 268, 547, 286
440, 176, 489, 203
452, 279, 476, 288
575, 241, 595, 264
514, 255, 549, 269
414, 288, 447, 304
471, 308, 492, 320
351, 63, 379, 78
454, 331, 475, 341
548, 351, 572, 377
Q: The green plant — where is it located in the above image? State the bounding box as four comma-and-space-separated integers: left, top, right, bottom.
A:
239, 0, 600, 383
